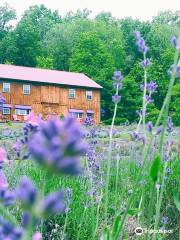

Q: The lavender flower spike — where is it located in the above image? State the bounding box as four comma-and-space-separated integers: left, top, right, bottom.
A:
112, 94, 121, 104
167, 116, 173, 132
146, 81, 158, 92
28, 116, 87, 175
168, 64, 180, 78
147, 121, 153, 132
171, 36, 180, 50
40, 191, 65, 216
133, 30, 149, 54
16, 177, 37, 208
140, 58, 151, 68
112, 71, 123, 82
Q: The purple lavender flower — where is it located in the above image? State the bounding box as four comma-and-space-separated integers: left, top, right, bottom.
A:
140, 81, 158, 93
171, 36, 180, 49
40, 191, 65, 216
133, 31, 149, 54
167, 117, 173, 132
168, 64, 180, 78
21, 212, 31, 229
0, 170, 8, 189
28, 116, 87, 175
145, 95, 153, 103
137, 160, 142, 168
16, 177, 37, 208
113, 81, 122, 89
161, 216, 169, 225
136, 109, 143, 117
0, 217, 23, 239
133, 30, 141, 39
3, 189, 16, 206
156, 126, 163, 135
147, 121, 153, 132
84, 116, 94, 126
147, 81, 158, 92
112, 71, 123, 82
140, 58, 151, 68
112, 94, 121, 103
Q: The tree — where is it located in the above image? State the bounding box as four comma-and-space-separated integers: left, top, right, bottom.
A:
13, 20, 40, 66
21, 4, 61, 41
0, 3, 16, 40
147, 23, 179, 60
70, 31, 115, 119
0, 32, 17, 64
36, 56, 54, 69
152, 10, 180, 25
119, 17, 151, 73
70, 32, 114, 80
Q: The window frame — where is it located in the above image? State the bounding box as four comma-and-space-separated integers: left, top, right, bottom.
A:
68, 89, 76, 99
86, 90, 93, 100
2, 107, 10, 115
69, 111, 83, 119
23, 84, 31, 95
15, 109, 31, 116
3, 82, 10, 93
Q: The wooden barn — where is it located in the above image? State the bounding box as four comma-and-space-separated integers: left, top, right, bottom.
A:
0, 64, 102, 124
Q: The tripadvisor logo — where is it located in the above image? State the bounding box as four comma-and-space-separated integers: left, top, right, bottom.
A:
134, 227, 173, 235
135, 227, 143, 235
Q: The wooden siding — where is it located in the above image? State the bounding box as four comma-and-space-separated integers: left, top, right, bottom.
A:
0, 80, 101, 124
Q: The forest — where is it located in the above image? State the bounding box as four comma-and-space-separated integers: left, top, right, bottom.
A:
0, 3, 179, 125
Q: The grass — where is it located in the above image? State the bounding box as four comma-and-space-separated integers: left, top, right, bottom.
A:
3, 126, 180, 239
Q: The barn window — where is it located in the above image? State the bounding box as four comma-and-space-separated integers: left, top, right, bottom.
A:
14, 105, 32, 116
69, 109, 84, 119
15, 109, 31, 116
86, 91, 93, 100
87, 110, 94, 119
3, 82, 10, 93
2, 108, 10, 115
23, 84, 31, 95
68, 89, 76, 99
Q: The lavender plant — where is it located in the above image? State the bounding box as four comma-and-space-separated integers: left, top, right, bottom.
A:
101, 33, 180, 240
0, 115, 88, 239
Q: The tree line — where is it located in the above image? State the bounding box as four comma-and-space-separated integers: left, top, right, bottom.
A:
0, 3, 179, 125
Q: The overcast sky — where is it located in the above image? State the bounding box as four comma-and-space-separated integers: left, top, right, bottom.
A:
2, 0, 180, 21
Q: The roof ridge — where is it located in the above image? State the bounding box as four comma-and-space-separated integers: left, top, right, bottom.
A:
0, 64, 102, 89
0, 64, 85, 76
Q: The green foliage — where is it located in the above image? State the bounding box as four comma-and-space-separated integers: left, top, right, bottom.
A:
170, 83, 180, 126
70, 31, 115, 80
0, 3, 16, 39
150, 155, 161, 182
36, 56, 54, 69
0, 4, 179, 124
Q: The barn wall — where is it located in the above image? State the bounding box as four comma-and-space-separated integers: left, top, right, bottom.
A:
0, 80, 101, 124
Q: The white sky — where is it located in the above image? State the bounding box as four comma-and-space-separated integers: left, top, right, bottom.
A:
1, 0, 180, 21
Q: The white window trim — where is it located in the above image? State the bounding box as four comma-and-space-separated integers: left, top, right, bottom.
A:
23, 84, 31, 95
15, 109, 31, 116
69, 112, 83, 119
86, 91, 93, 100
3, 82, 10, 93
68, 89, 76, 99
2, 107, 10, 115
